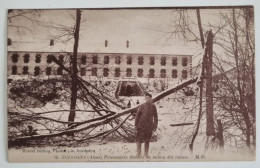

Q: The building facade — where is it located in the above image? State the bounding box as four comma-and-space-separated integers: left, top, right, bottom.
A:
7, 51, 192, 80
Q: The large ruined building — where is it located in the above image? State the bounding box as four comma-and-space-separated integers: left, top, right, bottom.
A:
7, 41, 192, 81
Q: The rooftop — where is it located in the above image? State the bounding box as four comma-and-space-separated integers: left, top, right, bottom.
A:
8, 41, 195, 56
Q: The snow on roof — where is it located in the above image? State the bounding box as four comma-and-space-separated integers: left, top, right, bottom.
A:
8, 42, 74, 53
8, 41, 194, 56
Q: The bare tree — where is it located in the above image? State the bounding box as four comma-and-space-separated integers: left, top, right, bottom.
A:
68, 9, 81, 134
165, 7, 255, 151
8, 10, 41, 33
213, 7, 255, 149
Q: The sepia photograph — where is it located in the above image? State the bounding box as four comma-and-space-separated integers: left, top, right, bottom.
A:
6, 6, 255, 162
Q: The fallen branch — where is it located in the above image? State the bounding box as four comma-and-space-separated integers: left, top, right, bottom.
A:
52, 56, 125, 109
10, 77, 199, 143
170, 123, 194, 127
101, 114, 132, 140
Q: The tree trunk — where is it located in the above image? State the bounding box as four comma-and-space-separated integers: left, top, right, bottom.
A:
217, 119, 224, 151
189, 81, 203, 152
196, 9, 205, 49
189, 9, 206, 152
205, 30, 215, 136
244, 7, 255, 148
68, 9, 81, 132
233, 8, 251, 147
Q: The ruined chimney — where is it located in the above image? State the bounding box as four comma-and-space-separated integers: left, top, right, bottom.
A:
126, 40, 129, 48
105, 40, 108, 47
50, 39, 54, 46
8, 38, 11, 46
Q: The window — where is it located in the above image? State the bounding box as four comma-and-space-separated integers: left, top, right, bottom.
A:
115, 68, 120, 77
161, 57, 166, 66
182, 57, 188, 67
59, 55, 64, 64
182, 70, 188, 79
24, 54, 30, 63
149, 69, 155, 78
92, 67, 97, 76
81, 55, 87, 65
46, 67, 52, 75
160, 69, 166, 78
115, 55, 121, 64
150, 57, 155, 65
126, 68, 132, 77
22, 66, 29, 75
92, 55, 98, 64
11, 53, 19, 63
127, 56, 132, 65
47, 54, 53, 64
103, 68, 109, 77
172, 69, 178, 78
172, 57, 178, 66
138, 56, 143, 65
104, 55, 109, 64
137, 69, 143, 77
80, 67, 86, 76
34, 66, 40, 76
57, 67, 63, 75
35, 54, 41, 63
11, 66, 17, 75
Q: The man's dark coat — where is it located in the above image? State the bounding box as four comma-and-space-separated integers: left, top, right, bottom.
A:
135, 102, 158, 141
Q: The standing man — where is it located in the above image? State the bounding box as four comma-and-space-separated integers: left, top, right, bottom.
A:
135, 92, 158, 158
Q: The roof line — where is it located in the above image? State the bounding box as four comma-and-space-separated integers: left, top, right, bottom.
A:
8, 51, 193, 57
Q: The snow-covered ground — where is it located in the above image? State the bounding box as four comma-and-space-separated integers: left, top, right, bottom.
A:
7, 79, 255, 162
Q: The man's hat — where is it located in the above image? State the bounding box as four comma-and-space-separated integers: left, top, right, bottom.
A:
144, 92, 152, 97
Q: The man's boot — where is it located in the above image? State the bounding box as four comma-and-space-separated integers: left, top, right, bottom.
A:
144, 141, 150, 158
137, 142, 141, 158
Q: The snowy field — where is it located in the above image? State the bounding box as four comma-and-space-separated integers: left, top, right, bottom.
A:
7, 78, 255, 162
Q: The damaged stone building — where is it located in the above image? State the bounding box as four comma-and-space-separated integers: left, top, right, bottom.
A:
7, 41, 193, 81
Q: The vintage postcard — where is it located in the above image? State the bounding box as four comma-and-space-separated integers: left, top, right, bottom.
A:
7, 6, 255, 162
